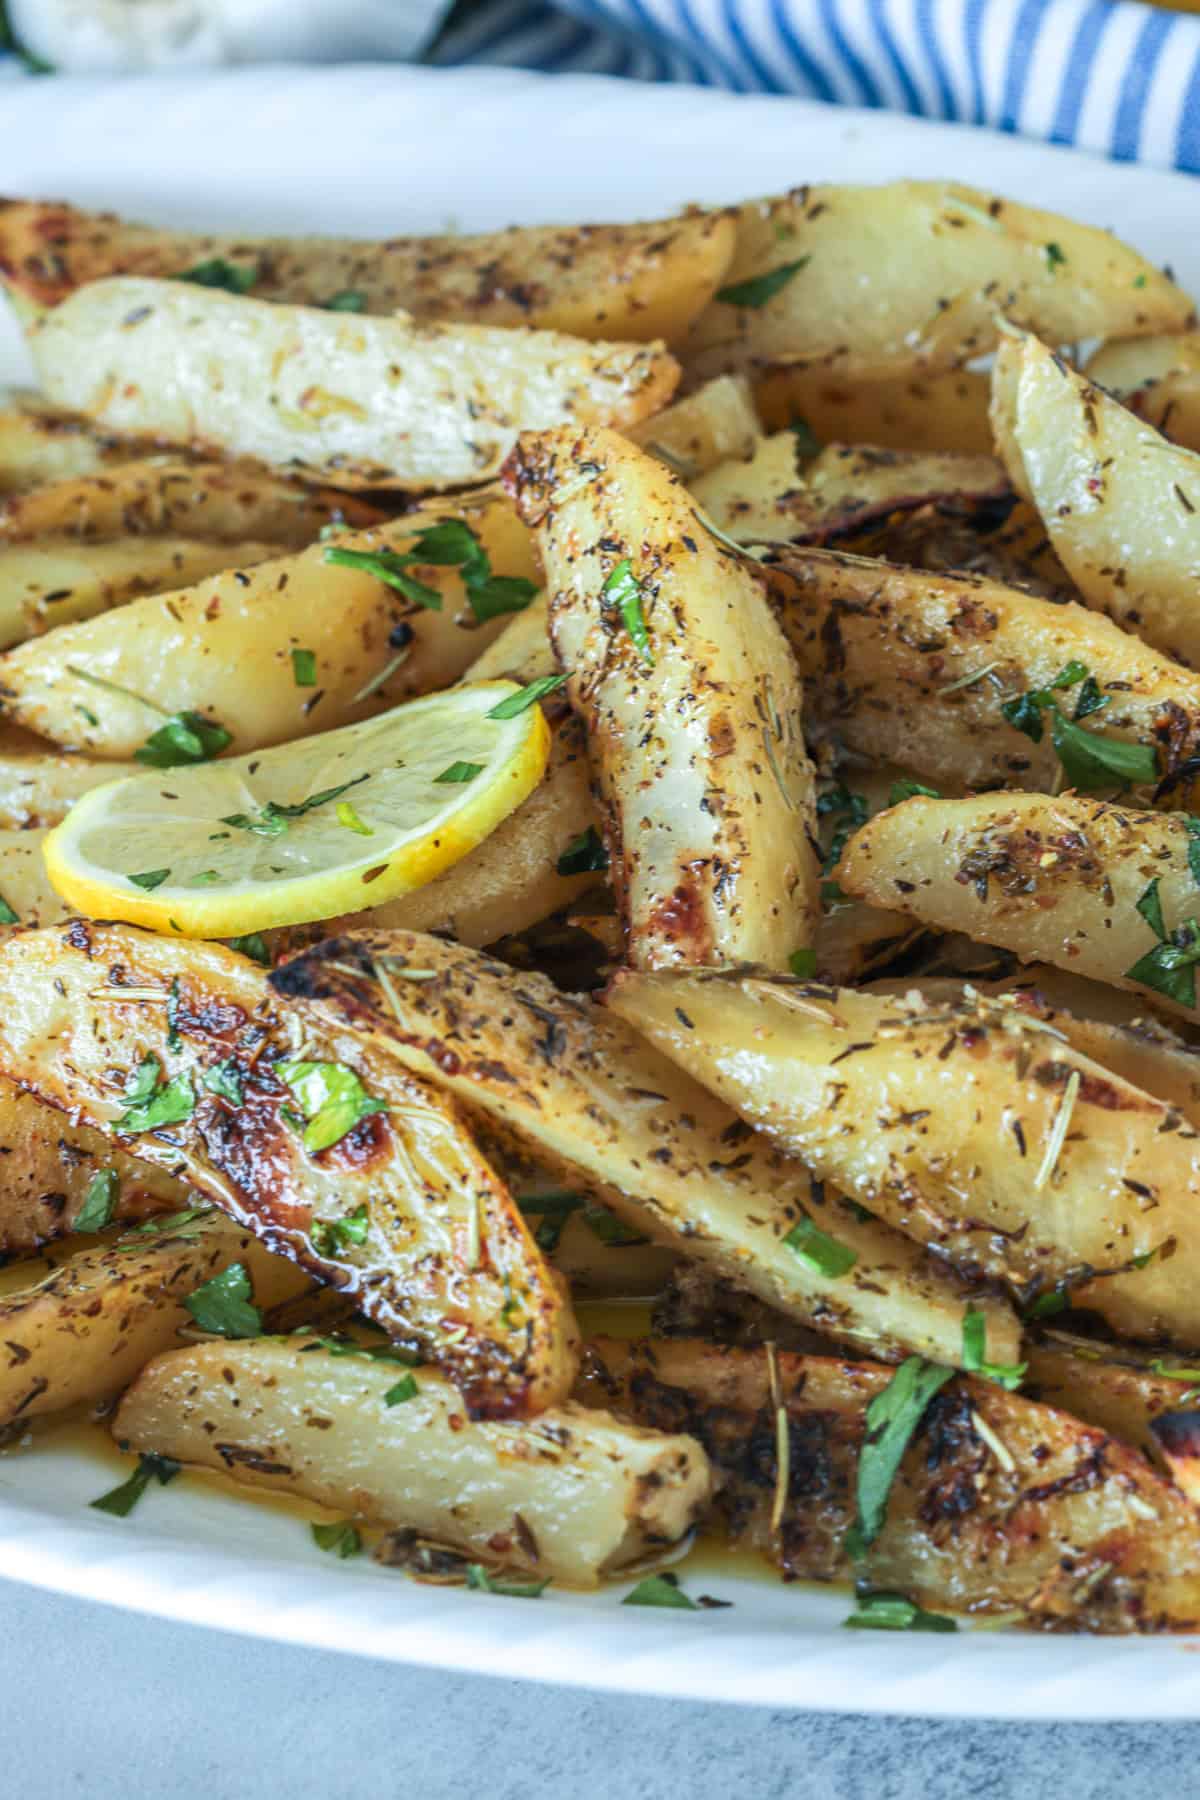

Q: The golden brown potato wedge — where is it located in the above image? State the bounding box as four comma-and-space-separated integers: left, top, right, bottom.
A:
508, 426, 820, 968
1024, 1330, 1200, 1461
692, 437, 1006, 546
271, 928, 1021, 1369
27, 278, 680, 491
848, 496, 1074, 603
115, 1336, 710, 1586
837, 793, 1200, 1026
0, 504, 534, 757
0, 924, 579, 1418
0, 827, 73, 927
0, 534, 285, 651
992, 332, 1200, 667
0, 458, 384, 548
581, 1337, 1200, 1629
605, 968, 1200, 1346
629, 374, 759, 475
0, 397, 143, 492
0, 1210, 305, 1426
0, 723, 136, 828
1085, 333, 1200, 451
0, 198, 734, 346
754, 366, 994, 453
773, 547, 1200, 794
683, 183, 1190, 382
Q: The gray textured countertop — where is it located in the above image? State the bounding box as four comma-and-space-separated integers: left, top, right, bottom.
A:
1, 1578, 1190, 1797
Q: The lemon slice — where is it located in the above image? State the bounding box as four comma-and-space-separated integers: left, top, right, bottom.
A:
42, 681, 550, 937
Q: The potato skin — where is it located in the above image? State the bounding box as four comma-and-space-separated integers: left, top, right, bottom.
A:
605, 968, 1200, 1347
115, 1337, 712, 1587
991, 332, 1200, 668
0, 198, 735, 346
581, 1337, 1200, 1631
838, 792, 1200, 1025
772, 546, 1200, 794
508, 426, 820, 969
28, 278, 680, 491
683, 182, 1191, 381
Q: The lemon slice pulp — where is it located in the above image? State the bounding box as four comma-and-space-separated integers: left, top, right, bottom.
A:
42, 680, 550, 937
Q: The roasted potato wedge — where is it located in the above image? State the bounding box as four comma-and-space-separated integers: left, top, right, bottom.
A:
581, 1337, 1200, 1629
992, 331, 1200, 667
692, 437, 1006, 546
0, 397, 142, 492
115, 1336, 710, 1586
848, 496, 1074, 603
838, 793, 1200, 1026
0, 924, 579, 1417
682, 183, 1190, 382
0, 723, 136, 828
27, 278, 680, 491
754, 366, 994, 453
0, 534, 285, 651
271, 929, 1021, 1369
0, 504, 534, 757
508, 426, 820, 968
773, 547, 1200, 794
0, 827, 73, 927
0, 458, 384, 548
1085, 333, 1200, 451
0, 1210, 305, 1426
606, 968, 1200, 1345
629, 374, 759, 476
1024, 1330, 1200, 1461
0, 198, 735, 346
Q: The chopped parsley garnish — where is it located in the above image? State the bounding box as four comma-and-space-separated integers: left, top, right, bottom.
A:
90, 1452, 181, 1517
325, 520, 537, 624
297, 1333, 419, 1368
517, 1191, 584, 1253
1001, 662, 1157, 790
582, 1202, 648, 1248
336, 800, 373, 836
129, 868, 170, 891
1151, 1359, 1200, 1382
818, 783, 869, 903
75, 1168, 119, 1233
844, 1590, 957, 1633
384, 1373, 419, 1406
184, 1261, 263, 1338
113, 1055, 194, 1134
961, 1305, 1027, 1391
1044, 242, 1067, 273
622, 1572, 698, 1610
889, 779, 940, 805
715, 257, 809, 309
1125, 876, 1200, 1007
276, 1060, 387, 1156
166, 977, 182, 1050
312, 1204, 370, 1256
221, 772, 369, 837
784, 1211, 858, 1279
601, 559, 654, 668
789, 949, 817, 978
202, 1058, 244, 1105
556, 826, 608, 877
434, 761, 483, 784
487, 674, 568, 719
291, 648, 317, 687
845, 1357, 954, 1559
325, 290, 366, 312
311, 1520, 362, 1558
227, 932, 271, 966
135, 710, 233, 768
0, 893, 17, 925
176, 258, 258, 293
790, 416, 821, 458
466, 1564, 550, 1599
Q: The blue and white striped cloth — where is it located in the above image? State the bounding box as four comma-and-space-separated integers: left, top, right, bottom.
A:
431, 0, 1200, 173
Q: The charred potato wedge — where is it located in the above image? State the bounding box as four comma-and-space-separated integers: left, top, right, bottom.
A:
270, 929, 1021, 1370
992, 331, 1200, 667
0, 923, 579, 1418
838, 793, 1200, 1026
683, 182, 1190, 382
581, 1337, 1200, 1630
606, 969, 1200, 1346
115, 1336, 711, 1586
507, 426, 820, 968
27, 278, 680, 491
0, 198, 735, 346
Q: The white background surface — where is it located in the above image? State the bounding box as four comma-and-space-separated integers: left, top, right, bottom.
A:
2, 65, 1200, 1760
